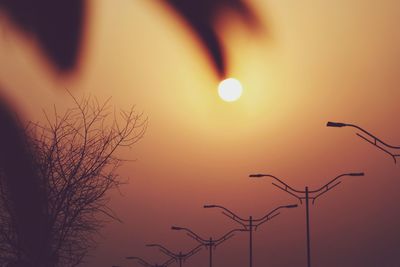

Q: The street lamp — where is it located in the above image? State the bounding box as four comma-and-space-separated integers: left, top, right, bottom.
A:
203, 204, 297, 267
327, 121, 400, 163
126, 256, 174, 267
249, 172, 364, 267
171, 226, 246, 267
146, 243, 203, 267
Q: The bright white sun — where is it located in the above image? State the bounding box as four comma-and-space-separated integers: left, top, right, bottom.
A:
218, 78, 243, 102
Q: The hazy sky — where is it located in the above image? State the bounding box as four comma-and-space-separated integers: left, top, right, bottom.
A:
1, 1, 400, 266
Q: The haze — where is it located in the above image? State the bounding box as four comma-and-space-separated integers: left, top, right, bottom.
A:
1, 0, 400, 266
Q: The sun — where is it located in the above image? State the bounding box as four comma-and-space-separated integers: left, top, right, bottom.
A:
218, 78, 243, 102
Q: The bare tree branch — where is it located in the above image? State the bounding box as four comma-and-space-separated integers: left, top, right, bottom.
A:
0, 95, 146, 266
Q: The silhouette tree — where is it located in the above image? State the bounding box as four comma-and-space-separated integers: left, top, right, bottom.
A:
0, 95, 147, 266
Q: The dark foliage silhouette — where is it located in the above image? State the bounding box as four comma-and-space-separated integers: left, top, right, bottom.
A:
0, 0, 85, 73
0, 95, 147, 266
0, 100, 52, 267
0, 1, 258, 77
164, 0, 260, 77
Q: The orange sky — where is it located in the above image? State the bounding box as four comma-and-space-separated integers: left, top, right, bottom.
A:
1, 0, 400, 266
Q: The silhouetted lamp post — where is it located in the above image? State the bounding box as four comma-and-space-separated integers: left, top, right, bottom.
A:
171, 226, 245, 267
146, 243, 203, 267
249, 172, 364, 267
327, 121, 400, 163
203, 204, 297, 267
126, 256, 174, 267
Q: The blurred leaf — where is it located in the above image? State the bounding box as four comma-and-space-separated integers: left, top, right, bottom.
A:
0, 0, 85, 73
164, 0, 259, 77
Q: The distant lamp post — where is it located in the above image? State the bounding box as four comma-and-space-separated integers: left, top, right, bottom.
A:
146, 243, 203, 267
203, 204, 297, 267
249, 172, 364, 267
171, 226, 245, 267
126, 256, 174, 267
327, 121, 400, 163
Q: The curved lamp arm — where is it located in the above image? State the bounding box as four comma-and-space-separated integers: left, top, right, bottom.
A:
204, 204, 247, 221
249, 174, 303, 193
311, 173, 364, 193
250, 172, 364, 204
327, 122, 400, 149
146, 244, 177, 259
249, 174, 305, 202
310, 172, 364, 204
183, 244, 204, 259
171, 226, 208, 244
253, 204, 298, 222
203, 204, 247, 228
213, 228, 246, 247
254, 211, 280, 230
162, 257, 176, 267
327, 121, 400, 163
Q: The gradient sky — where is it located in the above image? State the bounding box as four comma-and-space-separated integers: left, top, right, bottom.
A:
1, 1, 400, 266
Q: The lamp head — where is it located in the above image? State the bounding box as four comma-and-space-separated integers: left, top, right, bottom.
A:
349, 172, 365, 176
249, 174, 267, 178
203, 204, 216, 208
326, 121, 347, 127
171, 226, 183, 231
285, 204, 298, 208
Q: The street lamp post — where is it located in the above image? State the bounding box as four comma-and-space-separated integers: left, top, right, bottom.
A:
126, 256, 175, 267
203, 204, 298, 267
146, 243, 203, 267
171, 226, 246, 267
327, 121, 400, 163
249, 172, 364, 267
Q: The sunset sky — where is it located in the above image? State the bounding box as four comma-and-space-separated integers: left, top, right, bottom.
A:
1, 0, 400, 266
